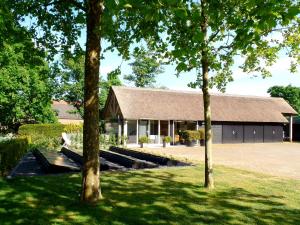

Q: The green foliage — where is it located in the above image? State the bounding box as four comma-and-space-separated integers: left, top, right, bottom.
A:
57, 48, 85, 117
198, 128, 205, 140
63, 124, 83, 133
268, 85, 300, 114
138, 136, 149, 144
108, 134, 118, 146
57, 49, 122, 115
163, 136, 172, 143
124, 47, 164, 87
181, 130, 200, 142
0, 3, 57, 130
18, 124, 82, 142
0, 136, 31, 176
146, 0, 300, 91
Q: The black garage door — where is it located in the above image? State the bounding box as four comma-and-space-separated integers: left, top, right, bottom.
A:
244, 125, 264, 143
263, 125, 283, 142
222, 125, 243, 143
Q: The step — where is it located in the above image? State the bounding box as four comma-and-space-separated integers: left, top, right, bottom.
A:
61, 147, 125, 171
100, 150, 158, 169
109, 146, 190, 167
33, 148, 80, 173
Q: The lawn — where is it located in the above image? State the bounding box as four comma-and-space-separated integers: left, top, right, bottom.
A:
1, 165, 300, 225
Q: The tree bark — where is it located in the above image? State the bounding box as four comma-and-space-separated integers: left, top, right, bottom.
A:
81, 0, 103, 203
201, 0, 214, 189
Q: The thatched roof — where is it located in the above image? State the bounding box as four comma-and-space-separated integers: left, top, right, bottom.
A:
52, 101, 82, 120
104, 86, 297, 123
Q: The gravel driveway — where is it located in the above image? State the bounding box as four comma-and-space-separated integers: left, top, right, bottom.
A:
135, 143, 300, 180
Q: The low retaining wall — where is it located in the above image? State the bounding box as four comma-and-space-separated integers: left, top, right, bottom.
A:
109, 146, 190, 167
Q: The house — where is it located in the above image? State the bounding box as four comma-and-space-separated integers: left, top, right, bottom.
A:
103, 86, 297, 145
52, 100, 83, 124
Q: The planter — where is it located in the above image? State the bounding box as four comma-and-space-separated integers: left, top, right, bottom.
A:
140, 143, 144, 148
186, 140, 196, 147
200, 139, 205, 146
163, 142, 170, 148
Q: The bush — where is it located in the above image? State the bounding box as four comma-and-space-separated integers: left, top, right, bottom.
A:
0, 136, 31, 176
198, 128, 205, 140
163, 136, 172, 143
181, 130, 200, 142
139, 136, 149, 144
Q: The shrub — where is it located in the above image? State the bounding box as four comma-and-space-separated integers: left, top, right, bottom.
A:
181, 130, 200, 142
0, 136, 31, 176
108, 134, 117, 146
198, 128, 205, 140
163, 136, 172, 143
139, 136, 149, 144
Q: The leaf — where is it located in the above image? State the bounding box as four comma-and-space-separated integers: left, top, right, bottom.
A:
174, 8, 187, 19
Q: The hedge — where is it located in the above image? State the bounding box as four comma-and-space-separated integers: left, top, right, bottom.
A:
0, 136, 31, 176
18, 123, 83, 141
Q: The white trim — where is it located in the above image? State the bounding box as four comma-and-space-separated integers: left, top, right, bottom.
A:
124, 120, 128, 145
158, 120, 161, 144
290, 116, 293, 142
136, 120, 139, 144
172, 120, 175, 145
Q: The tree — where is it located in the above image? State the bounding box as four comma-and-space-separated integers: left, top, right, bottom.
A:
58, 48, 85, 117
153, 0, 300, 188
124, 47, 164, 87
268, 85, 300, 113
58, 49, 122, 117
10, 0, 165, 203
0, 3, 56, 132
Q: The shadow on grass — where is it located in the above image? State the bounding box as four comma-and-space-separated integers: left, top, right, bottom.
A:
0, 167, 299, 225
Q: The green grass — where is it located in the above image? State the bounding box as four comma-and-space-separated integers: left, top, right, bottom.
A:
1, 165, 300, 225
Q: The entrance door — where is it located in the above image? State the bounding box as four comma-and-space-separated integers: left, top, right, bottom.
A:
138, 120, 148, 137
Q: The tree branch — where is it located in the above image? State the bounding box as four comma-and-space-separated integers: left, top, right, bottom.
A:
208, 29, 220, 43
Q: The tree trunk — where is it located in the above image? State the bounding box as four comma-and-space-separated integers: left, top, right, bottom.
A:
201, 0, 214, 189
81, 0, 103, 204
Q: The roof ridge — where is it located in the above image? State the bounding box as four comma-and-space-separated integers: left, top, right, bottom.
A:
111, 86, 282, 100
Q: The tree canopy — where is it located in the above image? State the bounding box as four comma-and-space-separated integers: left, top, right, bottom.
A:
124, 47, 164, 87
0, 3, 56, 131
268, 85, 300, 114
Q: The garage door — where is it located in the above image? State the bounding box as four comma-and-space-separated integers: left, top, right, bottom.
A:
244, 125, 264, 143
212, 125, 222, 143
263, 125, 283, 142
222, 125, 243, 143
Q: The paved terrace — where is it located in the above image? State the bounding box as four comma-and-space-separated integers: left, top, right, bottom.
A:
132, 143, 300, 180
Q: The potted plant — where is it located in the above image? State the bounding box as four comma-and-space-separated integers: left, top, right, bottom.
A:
138, 136, 149, 148
162, 136, 172, 148
182, 130, 200, 147
198, 128, 205, 146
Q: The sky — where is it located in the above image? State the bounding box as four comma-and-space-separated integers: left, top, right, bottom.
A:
98, 42, 300, 97
26, 18, 300, 98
